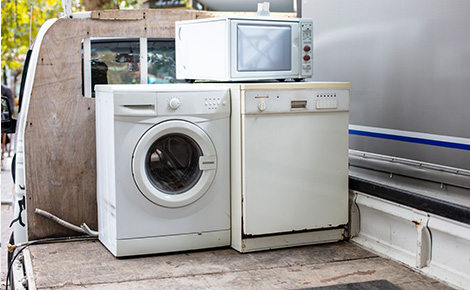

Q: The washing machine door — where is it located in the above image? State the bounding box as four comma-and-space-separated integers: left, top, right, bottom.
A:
132, 120, 217, 208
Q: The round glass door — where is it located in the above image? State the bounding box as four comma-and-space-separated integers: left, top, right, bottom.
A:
146, 133, 202, 194
132, 120, 217, 208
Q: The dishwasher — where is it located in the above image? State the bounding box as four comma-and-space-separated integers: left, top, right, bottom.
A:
229, 82, 350, 252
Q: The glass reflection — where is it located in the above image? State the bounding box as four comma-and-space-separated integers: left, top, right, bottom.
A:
146, 133, 202, 194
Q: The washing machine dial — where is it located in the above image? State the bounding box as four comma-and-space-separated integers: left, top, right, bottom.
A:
168, 98, 181, 110
257, 100, 267, 112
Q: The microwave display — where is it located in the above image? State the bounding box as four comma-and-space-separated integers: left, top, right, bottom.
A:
237, 24, 291, 72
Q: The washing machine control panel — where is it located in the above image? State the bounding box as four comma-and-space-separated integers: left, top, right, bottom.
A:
244, 88, 349, 114
158, 89, 230, 116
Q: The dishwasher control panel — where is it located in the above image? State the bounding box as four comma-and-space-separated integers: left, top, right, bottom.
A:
243, 88, 350, 114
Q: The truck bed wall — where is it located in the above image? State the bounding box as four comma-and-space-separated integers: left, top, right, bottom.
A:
304, 0, 470, 171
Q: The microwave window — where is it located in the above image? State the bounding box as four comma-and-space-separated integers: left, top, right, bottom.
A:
237, 24, 291, 72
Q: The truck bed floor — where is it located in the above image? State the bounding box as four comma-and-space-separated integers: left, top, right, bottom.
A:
23, 240, 452, 289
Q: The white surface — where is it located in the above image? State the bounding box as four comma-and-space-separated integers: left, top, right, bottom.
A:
423, 215, 470, 290
176, 17, 313, 81
83, 37, 92, 98
353, 193, 431, 269
176, 19, 228, 81
352, 191, 470, 290
139, 38, 148, 84
229, 82, 350, 251
95, 84, 231, 257
243, 112, 349, 234
62, 0, 72, 18
198, 0, 295, 12
115, 230, 230, 257
238, 228, 344, 253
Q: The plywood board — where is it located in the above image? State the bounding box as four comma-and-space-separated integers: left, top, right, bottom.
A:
24, 9, 294, 240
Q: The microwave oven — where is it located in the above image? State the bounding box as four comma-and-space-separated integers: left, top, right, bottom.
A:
175, 17, 313, 82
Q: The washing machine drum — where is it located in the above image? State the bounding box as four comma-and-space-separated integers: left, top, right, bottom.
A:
132, 120, 217, 208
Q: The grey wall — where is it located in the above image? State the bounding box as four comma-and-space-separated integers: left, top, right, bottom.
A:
303, 0, 470, 170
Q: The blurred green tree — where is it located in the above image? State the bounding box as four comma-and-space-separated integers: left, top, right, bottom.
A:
1, 0, 142, 88
1, 0, 82, 86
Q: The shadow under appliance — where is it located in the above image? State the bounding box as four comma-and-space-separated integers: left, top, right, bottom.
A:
229, 82, 350, 252
95, 84, 230, 257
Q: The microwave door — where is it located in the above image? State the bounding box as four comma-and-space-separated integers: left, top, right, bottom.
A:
230, 21, 299, 80
237, 24, 291, 72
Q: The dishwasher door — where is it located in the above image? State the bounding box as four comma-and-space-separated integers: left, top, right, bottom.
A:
242, 112, 349, 236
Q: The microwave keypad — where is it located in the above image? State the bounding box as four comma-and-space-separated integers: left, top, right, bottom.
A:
301, 22, 313, 75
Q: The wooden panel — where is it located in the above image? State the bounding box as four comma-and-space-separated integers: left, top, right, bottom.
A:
24, 9, 295, 240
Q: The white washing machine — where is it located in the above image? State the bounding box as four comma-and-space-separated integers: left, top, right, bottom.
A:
228, 82, 350, 252
95, 84, 230, 257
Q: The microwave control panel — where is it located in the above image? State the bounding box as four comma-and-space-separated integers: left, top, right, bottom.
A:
301, 21, 313, 77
